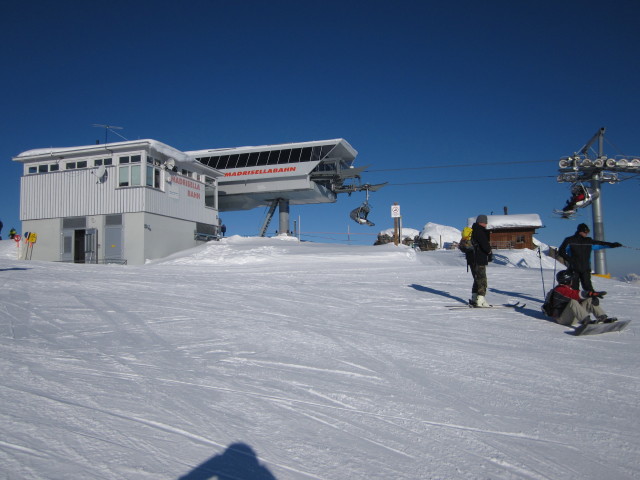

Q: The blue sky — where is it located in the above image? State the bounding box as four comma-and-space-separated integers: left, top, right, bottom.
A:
2, 0, 639, 276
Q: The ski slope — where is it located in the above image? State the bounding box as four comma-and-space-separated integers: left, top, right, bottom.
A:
1, 236, 639, 479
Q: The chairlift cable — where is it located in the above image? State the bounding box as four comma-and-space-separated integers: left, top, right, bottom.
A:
367, 159, 556, 173
385, 174, 556, 186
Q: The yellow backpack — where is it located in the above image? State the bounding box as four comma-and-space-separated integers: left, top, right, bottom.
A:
458, 227, 474, 254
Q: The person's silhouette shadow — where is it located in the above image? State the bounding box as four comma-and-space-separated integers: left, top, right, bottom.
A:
178, 442, 276, 480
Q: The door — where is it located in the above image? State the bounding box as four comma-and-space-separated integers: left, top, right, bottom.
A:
105, 225, 123, 262
84, 228, 97, 263
73, 230, 86, 263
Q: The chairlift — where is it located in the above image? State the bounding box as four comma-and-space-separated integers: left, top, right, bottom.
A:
555, 181, 599, 218
570, 181, 599, 209
349, 187, 375, 226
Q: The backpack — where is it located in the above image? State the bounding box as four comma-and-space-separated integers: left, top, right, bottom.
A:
458, 227, 475, 254
541, 290, 555, 317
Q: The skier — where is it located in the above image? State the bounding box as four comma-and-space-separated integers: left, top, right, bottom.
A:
543, 270, 616, 327
9, 227, 16, 239
557, 223, 622, 292
468, 214, 493, 307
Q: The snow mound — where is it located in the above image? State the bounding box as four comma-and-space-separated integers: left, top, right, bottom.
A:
622, 273, 640, 284
420, 222, 461, 248
150, 235, 420, 266
0, 239, 19, 259
378, 227, 421, 240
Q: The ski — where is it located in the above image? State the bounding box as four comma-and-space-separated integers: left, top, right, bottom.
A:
447, 302, 526, 310
573, 319, 631, 336
553, 209, 579, 219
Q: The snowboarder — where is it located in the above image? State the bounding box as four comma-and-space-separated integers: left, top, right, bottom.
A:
557, 223, 622, 292
543, 270, 616, 327
561, 184, 587, 216
468, 214, 493, 307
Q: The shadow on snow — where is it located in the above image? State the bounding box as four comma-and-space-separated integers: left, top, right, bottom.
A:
409, 284, 467, 305
178, 442, 277, 480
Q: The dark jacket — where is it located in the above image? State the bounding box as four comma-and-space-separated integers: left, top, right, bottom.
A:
470, 222, 492, 266
543, 284, 583, 318
558, 233, 617, 272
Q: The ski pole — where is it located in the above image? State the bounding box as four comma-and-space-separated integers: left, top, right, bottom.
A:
537, 247, 546, 297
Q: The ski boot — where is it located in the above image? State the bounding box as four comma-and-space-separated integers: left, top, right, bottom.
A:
475, 295, 491, 308
469, 293, 478, 307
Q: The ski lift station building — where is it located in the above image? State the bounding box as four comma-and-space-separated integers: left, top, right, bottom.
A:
13, 138, 361, 265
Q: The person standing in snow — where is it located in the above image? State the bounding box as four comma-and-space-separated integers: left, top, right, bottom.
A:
543, 270, 616, 326
557, 223, 622, 292
469, 214, 493, 307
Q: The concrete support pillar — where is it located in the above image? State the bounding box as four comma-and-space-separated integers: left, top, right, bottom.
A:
278, 199, 290, 235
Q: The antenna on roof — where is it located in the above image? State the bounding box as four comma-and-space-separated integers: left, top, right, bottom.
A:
92, 124, 127, 144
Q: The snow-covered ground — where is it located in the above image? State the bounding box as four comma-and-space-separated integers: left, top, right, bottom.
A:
1, 236, 639, 479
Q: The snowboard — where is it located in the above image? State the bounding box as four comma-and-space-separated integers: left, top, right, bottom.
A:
553, 209, 577, 219
573, 320, 630, 336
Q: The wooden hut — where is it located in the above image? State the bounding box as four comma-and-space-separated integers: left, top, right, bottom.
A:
467, 214, 543, 250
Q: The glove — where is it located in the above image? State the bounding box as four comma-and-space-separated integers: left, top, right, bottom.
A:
586, 291, 601, 306
588, 290, 606, 299
611, 242, 622, 248
488, 253, 494, 262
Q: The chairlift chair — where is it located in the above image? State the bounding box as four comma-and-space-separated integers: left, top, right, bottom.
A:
570, 181, 599, 209
349, 188, 375, 226
556, 181, 600, 218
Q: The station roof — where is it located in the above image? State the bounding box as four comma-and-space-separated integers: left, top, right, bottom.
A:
186, 138, 357, 161
14, 139, 221, 176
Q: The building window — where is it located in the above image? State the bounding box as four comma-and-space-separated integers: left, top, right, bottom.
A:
237, 154, 249, 168
38, 164, 48, 173
118, 155, 142, 187
146, 165, 161, 188
63, 216, 87, 228
516, 235, 525, 243
119, 165, 141, 187
94, 158, 112, 166
50, 163, 60, 171
106, 214, 122, 226
66, 162, 77, 170
278, 149, 291, 164
28, 166, 37, 174
119, 155, 141, 165
146, 156, 161, 167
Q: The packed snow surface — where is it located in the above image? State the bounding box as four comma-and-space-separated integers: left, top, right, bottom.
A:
1, 237, 639, 479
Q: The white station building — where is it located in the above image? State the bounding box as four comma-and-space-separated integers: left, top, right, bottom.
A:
14, 138, 366, 265
14, 140, 223, 265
